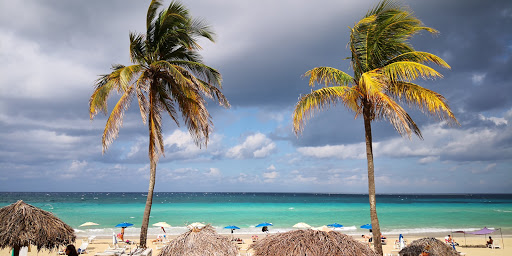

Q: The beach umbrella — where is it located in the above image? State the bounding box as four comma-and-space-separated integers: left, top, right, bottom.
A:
399, 237, 459, 256
224, 225, 240, 230
79, 222, 99, 227
469, 227, 503, 248
159, 224, 238, 256
224, 225, 240, 240
115, 222, 134, 228
327, 223, 343, 228
153, 222, 171, 233
292, 222, 312, 229
255, 222, 273, 227
0, 200, 76, 256
115, 222, 133, 241
187, 222, 206, 229
153, 222, 171, 228
360, 224, 372, 229
249, 229, 379, 256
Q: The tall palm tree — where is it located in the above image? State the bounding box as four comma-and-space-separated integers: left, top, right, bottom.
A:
293, 1, 458, 254
89, 0, 229, 247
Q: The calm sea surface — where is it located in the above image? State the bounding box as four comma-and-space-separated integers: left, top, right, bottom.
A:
1, 192, 511, 237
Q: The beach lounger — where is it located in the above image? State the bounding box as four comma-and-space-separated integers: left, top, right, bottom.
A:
78, 242, 89, 254
88, 235, 97, 243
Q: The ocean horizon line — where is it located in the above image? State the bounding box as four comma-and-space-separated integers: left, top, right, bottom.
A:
1, 191, 511, 195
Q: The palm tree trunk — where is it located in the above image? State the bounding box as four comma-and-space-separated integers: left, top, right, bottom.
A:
139, 160, 156, 248
363, 104, 383, 256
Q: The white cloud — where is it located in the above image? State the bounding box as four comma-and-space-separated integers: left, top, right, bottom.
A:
226, 133, 276, 159
296, 143, 366, 159
478, 114, 507, 126
263, 171, 278, 180
418, 156, 439, 164
267, 164, 276, 170
163, 130, 222, 159
206, 168, 221, 177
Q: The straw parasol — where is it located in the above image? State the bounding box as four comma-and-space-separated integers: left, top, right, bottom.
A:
0, 200, 75, 256
158, 224, 238, 256
399, 237, 459, 256
249, 229, 378, 256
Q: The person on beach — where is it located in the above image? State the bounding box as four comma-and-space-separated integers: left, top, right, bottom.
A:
447, 235, 459, 246
487, 236, 493, 247
362, 234, 372, 246
64, 244, 78, 256
120, 227, 125, 241
262, 226, 269, 234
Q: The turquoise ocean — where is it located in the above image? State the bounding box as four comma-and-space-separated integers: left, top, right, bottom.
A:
1, 192, 511, 237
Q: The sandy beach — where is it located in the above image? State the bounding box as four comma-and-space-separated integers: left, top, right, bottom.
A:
2, 233, 510, 256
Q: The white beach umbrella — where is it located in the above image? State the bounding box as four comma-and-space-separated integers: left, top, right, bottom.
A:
187, 222, 206, 229
79, 222, 99, 227
153, 222, 172, 228
293, 222, 312, 229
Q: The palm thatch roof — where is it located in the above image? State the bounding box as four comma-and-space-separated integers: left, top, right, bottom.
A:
249, 229, 378, 256
399, 237, 459, 256
0, 200, 75, 251
158, 224, 238, 256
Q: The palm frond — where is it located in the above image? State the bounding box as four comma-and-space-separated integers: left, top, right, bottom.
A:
89, 65, 126, 119
147, 0, 162, 30
389, 81, 459, 124
153, 60, 193, 86
380, 61, 443, 82
120, 65, 143, 90
102, 85, 135, 153
136, 72, 150, 124
305, 67, 354, 87
129, 33, 147, 64
171, 60, 222, 87
371, 90, 422, 138
387, 51, 450, 68
293, 86, 358, 134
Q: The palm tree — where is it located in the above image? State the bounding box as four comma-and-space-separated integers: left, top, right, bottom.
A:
89, 0, 229, 247
293, 1, 458, 254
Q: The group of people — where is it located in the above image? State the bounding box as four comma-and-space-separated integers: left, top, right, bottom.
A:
361, 229, 387, 246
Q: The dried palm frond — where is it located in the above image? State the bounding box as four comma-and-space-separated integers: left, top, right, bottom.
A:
158, 224, 237, 256
249, 229, 378, 256
0, 200, 75, 252
399, 237, 459, 256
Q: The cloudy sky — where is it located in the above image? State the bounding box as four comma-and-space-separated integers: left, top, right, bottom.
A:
1, 0, 511, 193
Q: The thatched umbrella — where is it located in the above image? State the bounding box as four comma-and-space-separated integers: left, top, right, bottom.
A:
399, 237, 459, 256
0, 200, 75, 256
249, 229, 378, 256
158, 224, 238, 256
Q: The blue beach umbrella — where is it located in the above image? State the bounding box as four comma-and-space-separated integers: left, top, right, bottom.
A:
115, 222, 134, 228
255, 222, 273, 227
360, 224, 372, 229
224, 225, 240, 230
327, 223, 343, 228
